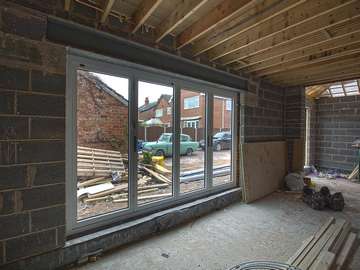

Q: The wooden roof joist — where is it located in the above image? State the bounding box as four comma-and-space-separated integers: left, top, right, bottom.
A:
267, 55, 360, 80
254, 42, 360, 77
64, 0, 72, 11
232, 18, 360, 71
131, 0, 163, 33
268, 57, 360, 86
100, 0, 116, 24
278, 71, 360, 87
208, 0, 353, 61
192, 0, 304, 56
235, 28, 360, 73
306, 84, 331, 98
215, 0, 360, 65
175, 0, 254, 49
67, 0, 360, 87
155, 0, 210, 42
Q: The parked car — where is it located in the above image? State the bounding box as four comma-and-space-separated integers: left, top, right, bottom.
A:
199, 131, 232, 151
142, 133, 199, 157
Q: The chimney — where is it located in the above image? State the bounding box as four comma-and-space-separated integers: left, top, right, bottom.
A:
145, 97, 149, 105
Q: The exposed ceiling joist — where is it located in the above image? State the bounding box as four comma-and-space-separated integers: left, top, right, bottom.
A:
69, 0, 360, 87
64, 0, 72, 12
100, 0, 116, 24
268, 56, 360, 80
155, 0, 209, 43
279, 71, 360, 87
176, 0, 253, 49
254, 43, 360, 77
208, 0, 351, 61
235, 29, 360, 73
131, 0, 163, 34
268, 58, 360, 85
307, 84, 331, 98
216, 0, 360, 65
233, 19, 360, 71
192, 0, 305, 56
322, 29, 333, 39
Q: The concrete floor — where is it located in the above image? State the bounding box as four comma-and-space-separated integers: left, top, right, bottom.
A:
74, 179, 360, 270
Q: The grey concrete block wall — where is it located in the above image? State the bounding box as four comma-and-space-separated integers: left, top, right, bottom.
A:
284, 87, 306, 172
244, 80, 285, 142
313, 95, 360, 172
0, 2, 66, 266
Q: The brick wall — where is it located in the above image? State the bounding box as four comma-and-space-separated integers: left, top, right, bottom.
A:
77, 71, 128, 152
313, 95, 360, 172
244, 80, 285, 142
0, 2, 66, 266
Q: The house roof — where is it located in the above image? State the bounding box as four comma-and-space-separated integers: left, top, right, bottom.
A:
139, 101, 157, 112
79, 71, 129, 106
306, 79, 360, 98
139, 94, 172, 112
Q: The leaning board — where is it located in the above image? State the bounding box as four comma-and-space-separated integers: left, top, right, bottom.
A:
242, 141, 287, 203
77, 146, 125, 177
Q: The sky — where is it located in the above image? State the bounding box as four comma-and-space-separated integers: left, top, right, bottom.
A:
95, 73, 173, 107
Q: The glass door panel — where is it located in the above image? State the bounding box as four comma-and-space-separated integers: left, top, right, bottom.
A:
179, 89, 206, 193
212, 95, 233, 186
137, 81, 174, 204
76, 70, 129, 220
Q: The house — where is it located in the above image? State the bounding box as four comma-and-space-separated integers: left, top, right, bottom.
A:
138, 91, 231, 130
181, 90, 232, 130
77, 71, 128, 152
138, 95, 172, 126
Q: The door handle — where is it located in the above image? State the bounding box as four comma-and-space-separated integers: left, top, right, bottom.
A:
207, 136, 213, 148
134, 136, 138, 152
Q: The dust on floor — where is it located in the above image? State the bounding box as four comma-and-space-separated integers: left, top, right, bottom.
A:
73, 179, 360, 270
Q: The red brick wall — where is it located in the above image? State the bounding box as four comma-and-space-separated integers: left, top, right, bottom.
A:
138, 107, 154, 121
180, 90, 205, 128
179, 90, 232, 130
77, 72, 128, 153
213, 97, 232, 130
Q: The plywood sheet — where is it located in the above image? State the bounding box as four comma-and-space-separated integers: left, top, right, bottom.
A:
292, 139, 305, 172
243, 141, 287, 203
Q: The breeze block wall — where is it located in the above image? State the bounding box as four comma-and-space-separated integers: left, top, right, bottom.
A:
0, 2, 66, 267
314, 95, 360, 172
284, 86, 306, 172
244, 79, 285, 142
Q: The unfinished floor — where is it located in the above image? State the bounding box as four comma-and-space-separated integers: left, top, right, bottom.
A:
72, 179, 360, 270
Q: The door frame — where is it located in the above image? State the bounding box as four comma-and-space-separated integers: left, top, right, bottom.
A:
66, 48, 241, 236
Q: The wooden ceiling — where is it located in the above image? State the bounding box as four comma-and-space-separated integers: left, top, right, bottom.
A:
66, 0, 360, 87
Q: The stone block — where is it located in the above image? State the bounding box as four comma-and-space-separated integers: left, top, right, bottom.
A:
5, 229, 57, 262
0, 213, 29, 240
17, 141, 65, 164
0, 117, 28, 140
0, 166, 27, 190
16, 94, 65, 117
31, 71, 65, 95
31, 205, 65, 232
21, 184, 65, 210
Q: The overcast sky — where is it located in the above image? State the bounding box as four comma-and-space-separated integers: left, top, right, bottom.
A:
95, 73, 173, 107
